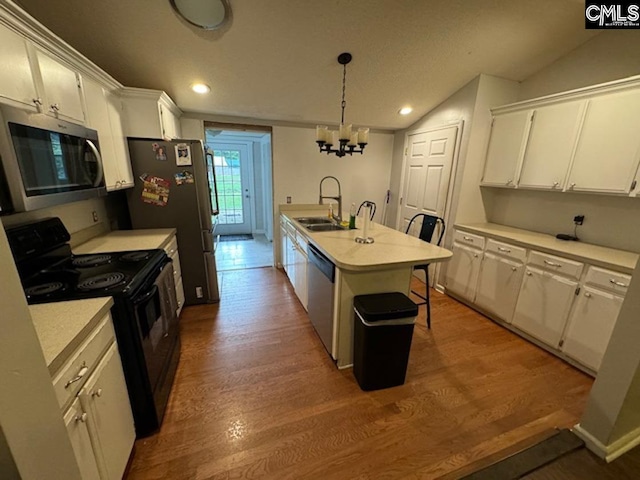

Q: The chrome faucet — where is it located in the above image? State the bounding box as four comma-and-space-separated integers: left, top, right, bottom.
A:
319, 176, 342, 223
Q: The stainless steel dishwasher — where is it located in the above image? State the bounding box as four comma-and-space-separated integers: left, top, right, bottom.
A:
307, 244, 336, 357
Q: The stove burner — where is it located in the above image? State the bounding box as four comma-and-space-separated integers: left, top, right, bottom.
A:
120, 252, 151, 262
72, 254, 113, 268
78, 272, 126, 291
25, 282, 66, 297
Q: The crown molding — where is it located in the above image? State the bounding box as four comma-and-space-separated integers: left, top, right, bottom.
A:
0, 0, 122, 91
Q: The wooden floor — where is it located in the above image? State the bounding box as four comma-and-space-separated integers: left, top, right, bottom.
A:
126, 268, 593, 480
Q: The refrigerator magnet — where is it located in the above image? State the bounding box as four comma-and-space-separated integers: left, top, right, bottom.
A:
174, 171, 194, 186
175, 143, 192, 166
141, 176, 170, 206
155, 145, 168, 161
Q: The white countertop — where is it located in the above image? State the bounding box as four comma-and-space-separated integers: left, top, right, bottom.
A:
74, 228, 176, 254
456, 222, 639, 274
30, 298, 114, 375
280, 205, 452, 271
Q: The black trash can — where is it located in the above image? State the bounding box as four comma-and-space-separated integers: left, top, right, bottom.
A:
353, 292, 418, 391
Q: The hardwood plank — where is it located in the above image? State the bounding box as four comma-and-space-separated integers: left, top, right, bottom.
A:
125, 269, 592, 480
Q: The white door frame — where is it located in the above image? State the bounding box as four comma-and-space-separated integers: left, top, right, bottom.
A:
396, 121, 464, 291
210, 141, 256, 235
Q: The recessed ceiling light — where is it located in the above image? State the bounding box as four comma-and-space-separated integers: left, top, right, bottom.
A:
399, 107, 413, 115
191, 83, 211, 94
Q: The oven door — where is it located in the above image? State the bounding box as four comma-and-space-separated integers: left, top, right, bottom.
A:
133, 272, 177, 393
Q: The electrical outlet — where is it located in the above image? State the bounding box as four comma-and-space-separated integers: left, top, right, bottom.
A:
92, 210, 99, 223
286, 196, 292, 204
196, 286, 203, 298
574, 215, 585, 225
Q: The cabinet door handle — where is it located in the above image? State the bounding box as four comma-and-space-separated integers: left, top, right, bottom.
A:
91, 388, 103, 398
50, 103, 60, 112
526, 271, 533, 276
463, 236, 474, 242
75, 413, 88, 423
32, 97, 42, 106
569, 183, 576, 189
585, 292, 592, 298
610, 279, 628, 287
506, 179, 513, 185
498, 247, 511, 253
543, 260, 562, 267
64, 362, 88, 388
473, 253, 479, 258
511, 266, 517, 271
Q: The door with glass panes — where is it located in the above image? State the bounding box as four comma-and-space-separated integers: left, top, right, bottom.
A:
211, 144, 252, 235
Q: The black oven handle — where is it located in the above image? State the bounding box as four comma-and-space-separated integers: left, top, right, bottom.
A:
134, 284, 158, 305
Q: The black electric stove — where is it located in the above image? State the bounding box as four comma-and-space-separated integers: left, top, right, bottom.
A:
6, 217, 180, 437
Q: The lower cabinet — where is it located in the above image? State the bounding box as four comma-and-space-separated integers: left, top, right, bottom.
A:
279, 216, 309, 310
293, 238, 308, 310
444, 242, 482, 301
562, 285, 625, 371
475, 252, 524, 323
79, 343, 135, 480
511, 267, 578, 348
65, 398, 101, 480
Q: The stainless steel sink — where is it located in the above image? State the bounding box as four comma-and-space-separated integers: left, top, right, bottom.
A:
294, 217, 334, 225
305, 224, 346, 232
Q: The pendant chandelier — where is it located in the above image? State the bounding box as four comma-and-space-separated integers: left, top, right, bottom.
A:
316, 53, 369, 157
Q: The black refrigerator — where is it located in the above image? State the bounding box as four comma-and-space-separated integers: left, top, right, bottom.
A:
126, 138, 220, 304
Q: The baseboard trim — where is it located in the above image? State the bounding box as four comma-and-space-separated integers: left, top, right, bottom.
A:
573, 423, 640, 463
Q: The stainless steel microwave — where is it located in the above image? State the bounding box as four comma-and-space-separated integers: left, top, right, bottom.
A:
0, 104, 105, 212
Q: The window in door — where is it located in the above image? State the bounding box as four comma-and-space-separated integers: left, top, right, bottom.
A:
213, 149, 243, 225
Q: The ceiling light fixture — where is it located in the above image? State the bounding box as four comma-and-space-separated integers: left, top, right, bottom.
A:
399, 107, 413, 115
170, 0, 229, 30
316, 53, 369, 158
191, 83, 211, 94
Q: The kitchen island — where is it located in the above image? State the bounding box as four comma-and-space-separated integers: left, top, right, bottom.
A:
280, 204, 452, 368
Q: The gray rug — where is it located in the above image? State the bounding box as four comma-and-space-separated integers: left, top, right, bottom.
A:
219, 234, 253, 242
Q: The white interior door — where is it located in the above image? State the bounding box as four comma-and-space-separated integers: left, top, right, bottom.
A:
399, 126, 457, 285
212, 143, 253, 235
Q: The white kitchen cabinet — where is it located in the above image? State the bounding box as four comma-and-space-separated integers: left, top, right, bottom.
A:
444, 241, 483, 301
518, 100, 586, 190
0, 23, 39, 110
567, 89, 640, 194
562, 286, 624, 371
481, 110, 532, 187
293, 234, 308, 310
79, 343, 135, 480
64, 398, 101, 480
120, 87, 182, 140
83, 78, 134, 191
475, 251, 524, 323
512, 266, 578, 347
279, 219, 288, 270
33, 47, 85, 123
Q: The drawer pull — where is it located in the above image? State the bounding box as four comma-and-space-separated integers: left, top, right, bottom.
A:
526, 271, 533, 276
609, 279, 628, 288
75, 413, 88, 423
92, 388, 103, 398
511, 267, 517, 271
498, 247, 511, 253
543, 260, 562, 268
463, 236, 474, 242
65, 363, 89, 389
585, 292, 592, 298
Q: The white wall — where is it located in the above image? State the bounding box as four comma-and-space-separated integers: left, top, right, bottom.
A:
272, 125, 394, 219
480, 31, 640, 252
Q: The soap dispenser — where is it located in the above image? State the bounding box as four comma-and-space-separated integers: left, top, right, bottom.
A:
349, 203, 356, 229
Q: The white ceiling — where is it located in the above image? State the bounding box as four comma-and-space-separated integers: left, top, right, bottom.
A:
16, 0, 599, 130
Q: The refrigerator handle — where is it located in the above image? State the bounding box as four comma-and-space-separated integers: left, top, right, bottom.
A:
206, 151, 220, 216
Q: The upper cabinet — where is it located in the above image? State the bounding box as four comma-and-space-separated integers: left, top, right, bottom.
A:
567, 89, 640, 194
481, 110, 531, 187
32, 48, 86, 123
481, 77, 640, 197
120, 88, 182, 140
0, 23, 39, 110
518, 100, 586, 190
83, 77, 133, 191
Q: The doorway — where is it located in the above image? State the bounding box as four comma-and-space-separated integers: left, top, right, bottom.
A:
205, 126, 274, 271
397, 125, 460, 288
